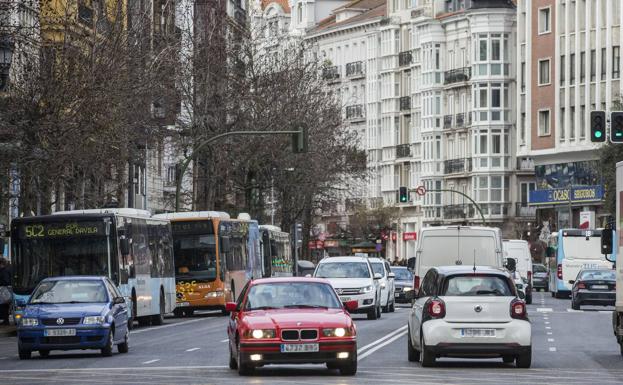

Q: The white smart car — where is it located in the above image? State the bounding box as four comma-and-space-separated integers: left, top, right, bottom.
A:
368, 257, 396, 313
407, 266, 531, 368
314, 256, 383, 320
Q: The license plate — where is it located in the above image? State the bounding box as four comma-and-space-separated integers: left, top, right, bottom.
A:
340, 297, 351, 302
460, 328, 496, 338
394, 293, 400, 297
44, 328, 76, 337
177, 302, 190, 307
280, 343, 319, 353
592, 285, 609, 290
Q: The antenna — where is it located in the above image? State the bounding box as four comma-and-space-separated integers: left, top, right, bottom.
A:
473, 249, 476, 274
456, 226, 461, 265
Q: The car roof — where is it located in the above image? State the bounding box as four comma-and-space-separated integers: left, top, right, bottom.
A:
432, 265, 511, 277
367, 257, 386, 263
319, 256, 370, 263
250, 277, 332, 286
41, 276, 106, 282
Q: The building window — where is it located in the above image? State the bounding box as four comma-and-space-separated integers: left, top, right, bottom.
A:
560, 55, 565, 85
601, 48, 607, 80
538, 110, 550, 136
521, 62, 526, 92
580, 105, 586, 139
580, 51, 585, 82
570, 106, 575, 140
590, 49, 596, 81
614, 46, 620, 79
539, 7, 551, 34
538, 59, 550, 85
490, 176, 503, 202
560, 107, 565, 140
520, 113, 526, 144
520, 182, 536, 204
570, 53, 575, 83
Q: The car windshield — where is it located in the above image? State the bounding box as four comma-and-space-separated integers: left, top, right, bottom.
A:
245, 282, 342, 310
442, 275, 513, 296
393, 268, 413, 281
533, 264, 547, 273
578, 270, 615, 281
315, 262, 371, 279
370, 262, 385, 277
30, 280, 108, 304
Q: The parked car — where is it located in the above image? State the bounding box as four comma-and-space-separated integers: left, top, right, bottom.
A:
368, 257, 396, 312
392, 266, 415, 304
226, 277, 358, 375
503, 240, 533, 304
407, 266, 531, 368
532, 263, 549, 292
313, 256, 383, 320
570, 269, 616, 310
17, 276, 130, 359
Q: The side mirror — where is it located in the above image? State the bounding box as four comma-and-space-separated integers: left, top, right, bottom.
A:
388, 272, 395, 279
407, 257, 416, 271
344, 300, 358, 312
113, 297, 125, 305
568, 280, 575, 285
225, 302, 238, 313
374, 273, 382, 280
0, 238, 4, 253
120, 238, 130, 256
220, 236, 231, 254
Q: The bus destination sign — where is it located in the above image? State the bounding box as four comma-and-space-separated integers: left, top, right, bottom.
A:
17, 222, 105, 239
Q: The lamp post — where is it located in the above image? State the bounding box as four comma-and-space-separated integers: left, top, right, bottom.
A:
0, 37, 14, 92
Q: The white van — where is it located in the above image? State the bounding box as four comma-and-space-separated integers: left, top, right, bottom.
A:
503, 240, 533, 304
413, 226, 504, 293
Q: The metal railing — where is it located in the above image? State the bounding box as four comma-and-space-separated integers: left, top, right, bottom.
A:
456, 112, 465, 127
444, 158, 472, 174
396, 144, 411, 158
516, 157, 535, 171
346, 104, 365, 119
516, 203, 536, 217
322, 66, 340, 80
444, 67, 471, 85
443, 204, 475, 220
345, 61, 364, 77
400, 96, 411, 111
399, 51, 413, 66
443, 115, 453, 129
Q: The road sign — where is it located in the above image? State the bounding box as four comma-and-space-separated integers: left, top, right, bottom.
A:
415, 186, 426, 196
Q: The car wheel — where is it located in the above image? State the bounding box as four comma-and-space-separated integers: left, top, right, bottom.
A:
237, 342, 253, 375
367, 304, 378, 320
407, 329, 420, 362
420, 333, 435, 367
551, 289, 555, 298
151, 292, 165, 326
101, 328, 114, 357
173, 308, 184, 318
619, 341, 623, 357
228, 341, 238, 370
183, 309, 195, 317
118, 329, 129, 353
326, 362, 340, 370
502, 355, 514, 364
339, 350, 357, 375
571, 299, 581, 310
516, 348, 532, 368
221, 306, 230, 316
38, 350, 50, 358
526, 293, 532, 305
389, 299, 395, 313
376, 301, 382, 319
18, 348, 31, 360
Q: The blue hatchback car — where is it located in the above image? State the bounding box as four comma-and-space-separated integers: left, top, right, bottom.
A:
17, 276, 129, 359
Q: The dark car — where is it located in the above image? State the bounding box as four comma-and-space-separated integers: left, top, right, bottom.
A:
17, 276, 130, 359
570, 269, 616, 310
391, 267, 414, 303
532, 264, 549, 292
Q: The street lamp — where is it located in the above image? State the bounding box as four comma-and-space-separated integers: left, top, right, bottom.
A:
0, 37, 14, 92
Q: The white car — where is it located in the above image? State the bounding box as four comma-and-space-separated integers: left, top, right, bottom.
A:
314, 256, 383, 320
368, 257, 396, 313
503, 239, 533, 304
407, 266, 531, 368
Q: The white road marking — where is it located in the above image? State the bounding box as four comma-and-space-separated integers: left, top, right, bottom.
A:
545, 321, 550, 325
220, 339, 229, 343
142, 359, 160, 364
547, 332, 553, 335
546, 326, 551, 330
548, 338, 555, 342
599, 310, 613, 313
549, 347, 557, 352
131, 318, 208, 335
567, 309, 582, 313
536, 308, 553, 312
358, 330, 407, 361
185, 348, 200, 352
357, 325, 408, 354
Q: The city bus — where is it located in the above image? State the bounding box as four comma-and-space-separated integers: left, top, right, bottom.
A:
548, 228, 616, 298
259, 225, 293, 277
153, 212, 262, 316
10, 209, 176, 327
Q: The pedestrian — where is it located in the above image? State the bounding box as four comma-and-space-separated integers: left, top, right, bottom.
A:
0, 258, 12, 325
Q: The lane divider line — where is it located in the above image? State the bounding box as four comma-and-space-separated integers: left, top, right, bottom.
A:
185, 348, 200, 352
357, 325, 408, 354
549, 347, 557, 352
131, 318, 209, 335
358, 330, 407, 361
142, 359, 160, 364
548, 338, 555, 342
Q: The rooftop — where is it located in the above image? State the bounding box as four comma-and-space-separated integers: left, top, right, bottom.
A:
311, 0, 386, 33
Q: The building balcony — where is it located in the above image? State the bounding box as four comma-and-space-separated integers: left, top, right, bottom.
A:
456, 112, 465, 128
399, 51, 412, 67
400, 96, 411, 111
443, 114, 453, 129
516, 157, 535, 173
345, 61, 365, 78
322, 66, 340, 81
396, 144, 411, 159
444, 67, 471, 85
516, 203, 536, 218
443, 204, 475, 220
345, 104, 365, 121
444, 158, 472, 175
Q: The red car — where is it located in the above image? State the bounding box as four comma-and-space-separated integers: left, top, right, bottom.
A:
226, 277, 359, 376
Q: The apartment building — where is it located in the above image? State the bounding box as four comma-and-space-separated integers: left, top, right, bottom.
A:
517, 0, 621, 230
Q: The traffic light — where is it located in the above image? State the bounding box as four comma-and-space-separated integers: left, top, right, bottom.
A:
601, 224, 614, 255
611, 111, 623, 143
590, 111, 606, 142
399, 186, 408, 203
292, 125, 308, 153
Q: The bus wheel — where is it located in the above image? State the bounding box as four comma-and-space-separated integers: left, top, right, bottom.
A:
173, 308, 184, 318
151, 291, 165, 326
128, 293, 137, 330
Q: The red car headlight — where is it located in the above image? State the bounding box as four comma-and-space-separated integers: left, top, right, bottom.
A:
322, 326, 354, 337
245, 329, 276, 339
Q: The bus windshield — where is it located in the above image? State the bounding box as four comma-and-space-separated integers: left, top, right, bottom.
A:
561, 235, 603, 260
173, 234, 217, 282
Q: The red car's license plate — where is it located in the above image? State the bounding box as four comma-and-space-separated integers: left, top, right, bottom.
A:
280, 343, 319, 353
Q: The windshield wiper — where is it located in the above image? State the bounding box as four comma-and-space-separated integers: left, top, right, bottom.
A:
248, 306, 279, 310
475, 290, 502, 296
30, 301, 55, 305
284, 304, 329, 309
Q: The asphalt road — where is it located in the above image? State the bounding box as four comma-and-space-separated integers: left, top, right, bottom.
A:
0, 293, 622, 384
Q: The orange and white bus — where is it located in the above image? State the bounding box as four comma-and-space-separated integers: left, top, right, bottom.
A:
153, 212, 262, 316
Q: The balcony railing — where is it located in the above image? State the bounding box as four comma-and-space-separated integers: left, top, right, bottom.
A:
443, 114, 453, 129
444, 67, 471, 85
516, 203, 536, 217
444, 158, 472, 174
345, 104, 365, 120
456, 112, 465, 127
345, 61, 364, 77
399, 51, 413, 66
517, 157, 535, 171
400, 96, 411, 111
322, 66, 340, 80
443, 204, 475, 220
396, 144, 411, 158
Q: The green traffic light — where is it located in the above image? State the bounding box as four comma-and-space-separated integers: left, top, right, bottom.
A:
595, 131, 603, 138
617, 132, 623, 137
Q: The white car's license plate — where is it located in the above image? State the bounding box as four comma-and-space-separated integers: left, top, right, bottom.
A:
281, 343, 319, 353
340, 297, 351, 302
394, 293, 400, 297
460, 328, 496, 338
44, 328, 76, 337
592, 285, 609, 290
177, 302, 190, 307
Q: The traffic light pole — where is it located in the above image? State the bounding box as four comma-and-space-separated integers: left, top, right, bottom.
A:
420, 188, 487, 226
174, 130, 302, 211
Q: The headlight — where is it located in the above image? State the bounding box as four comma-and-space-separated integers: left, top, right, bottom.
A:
205, 291, 224, 298
83, 316, 105, 325
249, 329, 276, 339
323, 327, 348, 337
20, 318, 38, 326
403, 287, 413, 292
361, 285, 374, 293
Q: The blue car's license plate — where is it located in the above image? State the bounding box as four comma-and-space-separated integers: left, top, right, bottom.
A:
44, 329, 76, 337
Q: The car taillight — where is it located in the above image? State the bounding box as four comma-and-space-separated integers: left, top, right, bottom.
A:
510, 299, 527, 319
557, 264, 562, 280
414, 275, 420, 290
426, 298, 445, 319
527, 271, 532, 282
577, 281, 586, 289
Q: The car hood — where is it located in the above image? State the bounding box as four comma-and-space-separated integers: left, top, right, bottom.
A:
242, 309, 352, 329
322, 278, 373, 289
24, 303, 108, 318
